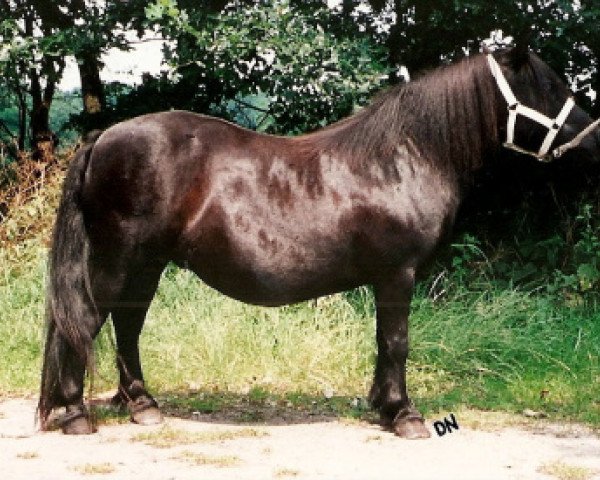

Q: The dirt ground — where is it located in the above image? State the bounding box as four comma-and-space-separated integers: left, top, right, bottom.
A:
1, 397, 599, 480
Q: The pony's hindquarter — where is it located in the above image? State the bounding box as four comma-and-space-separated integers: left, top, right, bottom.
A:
38, 134, 101, 433
39, 128, 167, 433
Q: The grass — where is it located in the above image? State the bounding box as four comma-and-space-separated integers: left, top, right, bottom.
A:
16, 451, 39, 460
0, 159, 599, 430
138, 268, 376, 399
172, 450, 242, 467
159, 389, 373, 425
274, 468, 301, 477
0, 240, 46, 393
538, 461, 595, 480
71, 463, 116, 475
132, 270, 599, 426
130, 425, 268, 448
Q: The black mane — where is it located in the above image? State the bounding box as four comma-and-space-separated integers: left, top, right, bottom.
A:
301, 52, 501, 177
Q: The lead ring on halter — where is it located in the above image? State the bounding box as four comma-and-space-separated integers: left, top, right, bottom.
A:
487, 54, 600, 162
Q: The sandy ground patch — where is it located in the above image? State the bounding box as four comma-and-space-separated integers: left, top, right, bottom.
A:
1, 397, 599, 480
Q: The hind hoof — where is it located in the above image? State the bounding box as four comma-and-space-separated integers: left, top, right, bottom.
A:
132, 405, 163, 425
129, 396, 163, 425
389, 405, 430, 439
60, 405, 94, 435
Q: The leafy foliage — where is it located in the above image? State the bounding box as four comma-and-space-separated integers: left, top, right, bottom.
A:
137, 0, 389, 133
448, 198, 600, 308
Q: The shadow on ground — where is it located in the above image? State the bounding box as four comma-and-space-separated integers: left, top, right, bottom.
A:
91, 389, 380, 429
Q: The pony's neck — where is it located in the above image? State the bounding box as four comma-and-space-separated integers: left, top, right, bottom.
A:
320, 54, 501, 181
397, 54, 500, 174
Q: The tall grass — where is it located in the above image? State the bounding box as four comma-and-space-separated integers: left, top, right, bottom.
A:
0, 240, 46, 392
0, 160, 598, 426
132, 267, 376, 396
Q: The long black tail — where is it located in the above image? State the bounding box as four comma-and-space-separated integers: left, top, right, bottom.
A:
38, 132, 102, 428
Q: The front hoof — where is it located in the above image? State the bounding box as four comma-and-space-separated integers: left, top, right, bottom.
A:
129, 396, 163, 426
390, 405, 430, 439
60, 406, 94, 435
393, 417, 430, 439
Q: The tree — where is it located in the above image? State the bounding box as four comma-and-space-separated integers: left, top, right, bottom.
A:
561, 1, 600, 117
0, 19, 28, 155
1, 0, 598, 157
26, 0, 150, 133
345, 0, 598, 117
0, 1, 75, 160
0, 0, 152, 159
145, 0, 388, 133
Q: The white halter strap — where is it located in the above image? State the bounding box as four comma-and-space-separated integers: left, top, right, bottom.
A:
487, 54, 576, 162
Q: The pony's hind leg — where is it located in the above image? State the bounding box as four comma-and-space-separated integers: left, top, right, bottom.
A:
40, 322, 99, 434
369, 268, 430, 439
40, 260, 107, 435
108, 263, 164, 426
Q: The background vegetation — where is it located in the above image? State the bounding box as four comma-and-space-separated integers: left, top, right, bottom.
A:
0, 0, 599, 427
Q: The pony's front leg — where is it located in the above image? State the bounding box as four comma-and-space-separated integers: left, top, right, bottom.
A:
369, 268, 430, 439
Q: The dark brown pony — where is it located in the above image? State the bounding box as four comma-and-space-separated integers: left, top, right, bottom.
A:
39, 46, 600, 438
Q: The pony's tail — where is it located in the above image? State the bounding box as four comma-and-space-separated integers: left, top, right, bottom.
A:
38, 131, 102, 429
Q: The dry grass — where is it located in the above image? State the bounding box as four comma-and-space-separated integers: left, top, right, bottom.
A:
537, 461, 594, 480
72, 462, 116, 475
0, 149, 72, 249
16, 451, 39, 459
172, 450, 241, 467
130, 425, 268, 448
450, 408, 532, 432
274, 468, 301, 478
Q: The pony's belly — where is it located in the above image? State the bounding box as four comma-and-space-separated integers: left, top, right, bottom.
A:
182, 252, 361, 307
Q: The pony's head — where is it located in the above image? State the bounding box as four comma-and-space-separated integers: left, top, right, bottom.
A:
488, 45, 600, 162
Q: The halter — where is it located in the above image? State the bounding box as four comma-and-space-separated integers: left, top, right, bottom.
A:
487, 54, 600, 162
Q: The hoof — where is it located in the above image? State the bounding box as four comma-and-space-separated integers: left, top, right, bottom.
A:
389, 405, 430, 439
393, 417, 431, 439
129, 396, 163, 426
132, 405, 163, 425
110, 390, 127, 408
60, 405, 94, 435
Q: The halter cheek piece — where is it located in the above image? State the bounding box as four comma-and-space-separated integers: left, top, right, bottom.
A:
487, 54, 600, 162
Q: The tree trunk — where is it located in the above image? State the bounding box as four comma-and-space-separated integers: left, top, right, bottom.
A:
30, 93, 55, 163
76, 52, 106, 131
16, 86, 26, 152
25, 20, 52, 162
23, 9, 55, 163
29, 57, 63, 163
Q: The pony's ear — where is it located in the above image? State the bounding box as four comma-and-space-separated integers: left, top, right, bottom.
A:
509, 30, 532, 67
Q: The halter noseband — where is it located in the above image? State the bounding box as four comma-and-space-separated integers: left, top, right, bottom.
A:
487, 54, 600, 162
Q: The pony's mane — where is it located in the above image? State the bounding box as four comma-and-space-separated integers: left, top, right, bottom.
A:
299, 52, 501, 178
